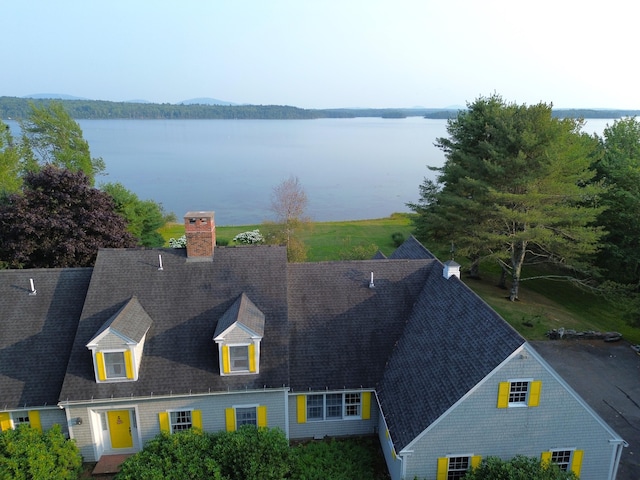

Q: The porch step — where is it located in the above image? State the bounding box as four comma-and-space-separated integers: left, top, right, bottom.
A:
92, 454, 132, 475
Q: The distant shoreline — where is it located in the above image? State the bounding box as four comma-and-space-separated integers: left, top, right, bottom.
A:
2, 96, 639, 121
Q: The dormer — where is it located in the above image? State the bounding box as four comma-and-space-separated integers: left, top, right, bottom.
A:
213, 293, 264, 376
86, 296, 153, 383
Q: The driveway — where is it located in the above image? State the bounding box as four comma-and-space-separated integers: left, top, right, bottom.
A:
531, 340, 640, 480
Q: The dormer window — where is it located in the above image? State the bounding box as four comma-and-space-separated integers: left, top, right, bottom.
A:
87, 296, 152, 383
214, 293, 264, 376
104, 351, 127, 378
230, 345, 250, 371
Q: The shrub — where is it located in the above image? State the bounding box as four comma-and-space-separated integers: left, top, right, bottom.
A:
212, 425, 291, 480
116, 429, 221, 480
0, 424, 82, 480
232, 229, 264, 245
391, 231, 405, 247
463, 455, 578, 480
168, 235, 187, 248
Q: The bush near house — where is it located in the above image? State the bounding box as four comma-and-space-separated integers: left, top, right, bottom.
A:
0, 424, 82, 480
116, 427, 386, 480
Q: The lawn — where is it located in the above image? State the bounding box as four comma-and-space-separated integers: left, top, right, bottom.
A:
158, 215, 640, 344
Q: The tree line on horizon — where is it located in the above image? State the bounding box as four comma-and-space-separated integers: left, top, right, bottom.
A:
2, 96, 638, 121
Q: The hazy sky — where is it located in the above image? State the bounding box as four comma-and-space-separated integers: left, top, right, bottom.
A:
4, 0, 639, 109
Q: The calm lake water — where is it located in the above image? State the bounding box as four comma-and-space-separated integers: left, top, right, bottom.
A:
5, 117, 614, 226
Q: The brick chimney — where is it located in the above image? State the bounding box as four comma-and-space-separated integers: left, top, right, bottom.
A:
184, 211, 216, 259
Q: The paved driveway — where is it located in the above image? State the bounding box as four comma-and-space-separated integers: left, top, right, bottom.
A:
531, 340, 640, 480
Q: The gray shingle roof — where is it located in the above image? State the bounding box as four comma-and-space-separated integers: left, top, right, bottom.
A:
59, 245, 289, 402
288, 259, 434, 391
214, 292, 265, 338
0, 268, 92, 409
89, 296, 153, 344
388, 235, 435, 260
377, 261, 525, 451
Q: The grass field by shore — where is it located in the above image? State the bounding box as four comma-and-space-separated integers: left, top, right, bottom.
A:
158, 215, 640, 344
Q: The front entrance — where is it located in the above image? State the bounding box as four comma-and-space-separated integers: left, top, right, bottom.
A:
107, 410, 133, 449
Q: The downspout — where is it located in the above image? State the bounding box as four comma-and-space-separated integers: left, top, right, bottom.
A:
608, 439, 628, 480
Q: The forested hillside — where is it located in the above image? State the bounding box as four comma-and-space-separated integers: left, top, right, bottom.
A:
3, 96, 638, 120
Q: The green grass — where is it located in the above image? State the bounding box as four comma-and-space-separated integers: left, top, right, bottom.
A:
157, 215, 640, 344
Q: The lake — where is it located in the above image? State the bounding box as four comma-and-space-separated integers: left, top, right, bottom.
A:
5, 117, 615, 226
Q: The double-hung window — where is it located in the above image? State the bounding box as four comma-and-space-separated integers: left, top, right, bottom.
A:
437, 455, 481, 480
447, 456, 470, 480
229, 346, 249, 371
170, 410, 192, 433
13, 412, 30, 427
159, 410, 202, 434
104, 352, 127, 379
497, 379, 541, 408
236, 407, 257, 427
542, 449, 584, 476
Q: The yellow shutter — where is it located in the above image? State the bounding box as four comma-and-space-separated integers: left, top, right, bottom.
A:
158, 412, 170, 433
222, 345, 230, 374
96, 352, 106, 381
471, 455, 482, 469
541, 451, 552, 466
124, 350, 135, 379
192, 410, 202, 429
248, 343, 256, 372
497, 381, 510, 408
571, 450, 584, 476
297, 395, 306, 423
225, 407, 236, 431
436, 457, 449, 480
385, 428, 389, 439
528, 380, 542, 407
28, 411, 42, 432
0, 412, 11, 431
361, 392, 371, 420
257, 406, 267, 428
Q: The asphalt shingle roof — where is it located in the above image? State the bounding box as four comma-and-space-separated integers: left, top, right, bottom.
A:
214, 292, 265, 338
377, 263, 525, 451
59, 245, 289, 402
0, 268, 92, 408
89, 296, 153, 344
288, 259, 434, 391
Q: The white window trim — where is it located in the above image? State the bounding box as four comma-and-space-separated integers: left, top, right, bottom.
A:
233, 404, 259, 427
549, 448, 578, 471
446, 454, 474, 478
91, 347, 137, 383
307, 392, 362, 421
507, 378, 533, 407
228, 344, 251, 373
167, 409, 194, 434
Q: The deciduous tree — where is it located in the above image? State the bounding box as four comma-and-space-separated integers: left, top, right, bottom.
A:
0, 121, 21, 198
18, 102, 105, 184
102, 182, 171, 247
0, 165, 136, 268
268, 175, 310, 262
410, 94, 605, 300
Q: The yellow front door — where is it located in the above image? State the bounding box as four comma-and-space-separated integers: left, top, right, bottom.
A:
107, 410, 132, 449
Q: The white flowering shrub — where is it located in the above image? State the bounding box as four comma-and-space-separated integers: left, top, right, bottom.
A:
233, 229, 264, 245
169, 235, 187, 248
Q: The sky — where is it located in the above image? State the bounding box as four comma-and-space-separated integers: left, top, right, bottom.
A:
4, 0, 640, 109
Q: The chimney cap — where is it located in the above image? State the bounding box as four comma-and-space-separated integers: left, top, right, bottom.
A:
184, 211, 215, 218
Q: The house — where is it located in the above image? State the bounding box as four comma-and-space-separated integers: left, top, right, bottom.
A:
0, 211, 626, 479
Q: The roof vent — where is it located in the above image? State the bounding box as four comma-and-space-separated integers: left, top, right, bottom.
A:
369, 272, 375, 288
158, 254, 164, 271
28, 278, 37, 296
